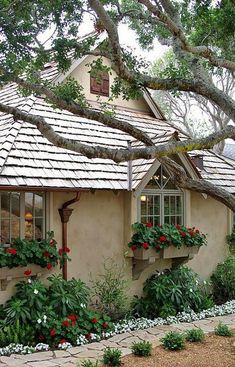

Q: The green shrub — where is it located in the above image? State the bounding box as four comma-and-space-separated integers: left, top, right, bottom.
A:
0, 320, 36, 347
161, 331, 185, 351
132, 266, 212, 318
91, 259, 130, 320
214, 322, 234, 337
131, 341, 152, 356
103, 348, 122, 366
211, 256, 235, 303
80, 361, 100, 367
185, 328, 205, 342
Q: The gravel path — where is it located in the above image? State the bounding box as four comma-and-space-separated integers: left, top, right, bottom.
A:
0, 314, 234, 367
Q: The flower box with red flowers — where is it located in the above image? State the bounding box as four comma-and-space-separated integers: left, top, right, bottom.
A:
128, 223, 206, 261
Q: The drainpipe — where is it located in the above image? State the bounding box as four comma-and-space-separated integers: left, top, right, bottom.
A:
58, 192, 81, 280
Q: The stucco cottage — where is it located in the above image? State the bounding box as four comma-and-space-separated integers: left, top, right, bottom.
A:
0, 52, 234, 304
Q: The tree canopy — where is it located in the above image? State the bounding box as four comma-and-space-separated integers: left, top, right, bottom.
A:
0, 0, 235, 208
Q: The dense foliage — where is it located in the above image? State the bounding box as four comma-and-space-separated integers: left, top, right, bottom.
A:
103, 347, 122, 367
185, 328, 205, 342
0, 275, 112, 347
128, 222, 207, 252
0, 232, 69, 270
132, 266, 213, 318
211, 255, 235, 304
160, 331, 185, 351
131, 341, 152, 357
214, 322, 234, 337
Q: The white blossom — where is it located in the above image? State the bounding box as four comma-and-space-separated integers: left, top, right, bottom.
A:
33, 289, 39, 295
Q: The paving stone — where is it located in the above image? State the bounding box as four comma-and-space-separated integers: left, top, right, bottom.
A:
130, 330, 159, 342
75, 349, 103, 359
118, 336, 142, 348
0, 356, 20, 366
102, 340, 120, 348
53, 350, 71, 358
68, 346, 88, 355
108, 332, 132, 343
115, 347, 132, 357
145, 327, 166, 336
86, 342, 105, 351
17, 351, 53, 362
27, 361, 58, 367
170, 323, 198, 331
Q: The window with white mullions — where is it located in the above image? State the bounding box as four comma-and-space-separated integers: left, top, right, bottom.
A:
139, 165, 184, 226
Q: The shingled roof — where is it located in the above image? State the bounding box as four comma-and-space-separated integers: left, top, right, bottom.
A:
0, 63, 234, 193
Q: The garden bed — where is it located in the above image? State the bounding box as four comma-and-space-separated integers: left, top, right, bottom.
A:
122, 332, 235, 367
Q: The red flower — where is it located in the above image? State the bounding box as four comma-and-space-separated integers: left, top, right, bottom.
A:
59, 339, 67, 344
155, 244, 161, 251
64, 247, 70, 253
145, 222, 153, 227
43, 251, 50, 257
68, 314, 77, 322
50, 239, 56, 246
91, 318, 98, 324
59, 248, 63, 256
176, 224, 181, 230
180, 231, 186, 238
38, 335, 45, 341
24, 269, 32, 276
50, 329, 56, 337
196, 229, 200, 233
85, 333, 91, 340
142, 242, 149, 250
159, 236, 167, 242
47, 263, 53, 270
62, 320, 69, 327
102, 322, 108, 329
131, 244, 137, 251
6, 247, 17, 255
189, 231, 195, 237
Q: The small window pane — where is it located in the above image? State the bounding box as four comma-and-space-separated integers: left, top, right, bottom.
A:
34, 217, 43, 241
153, 196, 160, 215
25, 192, 33, 215
1, 219, 10, 243
1, 193, 10, 218
11, 219, 20, 241
164, 196, 170, 215
34, 193, 43, 217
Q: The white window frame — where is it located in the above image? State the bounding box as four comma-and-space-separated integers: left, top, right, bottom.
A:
0, 191, 49, 243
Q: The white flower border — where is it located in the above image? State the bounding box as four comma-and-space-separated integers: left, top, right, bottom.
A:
1, 300, 235, 356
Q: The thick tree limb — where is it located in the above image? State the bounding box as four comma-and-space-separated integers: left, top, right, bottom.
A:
160, 157, 235, 211
0, 102, 235, 163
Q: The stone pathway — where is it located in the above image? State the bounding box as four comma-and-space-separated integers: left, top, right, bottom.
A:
0, 314, 235, 367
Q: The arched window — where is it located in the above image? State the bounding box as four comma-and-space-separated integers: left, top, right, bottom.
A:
139, 165, 184, 226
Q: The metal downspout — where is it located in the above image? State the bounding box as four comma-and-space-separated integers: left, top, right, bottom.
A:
58, 192, 81, 280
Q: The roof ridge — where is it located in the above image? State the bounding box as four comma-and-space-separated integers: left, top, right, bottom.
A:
0, 95, 37, 175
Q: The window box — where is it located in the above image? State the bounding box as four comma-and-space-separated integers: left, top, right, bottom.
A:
163, 245, 200, 259
133, 247, 162, 261
0, 264, 53, 281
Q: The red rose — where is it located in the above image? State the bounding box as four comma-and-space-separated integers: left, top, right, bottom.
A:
59, 339, 67, 344
50, 329, 56, 337
142, 242, 149, 250
102, 322, 108, 329
47, 263, 53, 270
38, 335, 45, 341
24, 269, 32, 276
68, 314, 77, 322
62, 319, 69, 327
131, 244, 137, 251
159, 236, 167, 242
180, 231, 186, 237
85, 333, 91, 340
6, 247, 17, 255
43, 251, 50, 257
91, 318, 98, 324
64, 247, 70, 253
145, 222, 153, 227
59, 248, 63, 256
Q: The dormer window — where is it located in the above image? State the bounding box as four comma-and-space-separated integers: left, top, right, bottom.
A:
90, 71, 109, 97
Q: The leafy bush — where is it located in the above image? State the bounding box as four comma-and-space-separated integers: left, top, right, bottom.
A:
103, 348, 122, 366
161, 331, 185, 351
131, 341, 152, 356
227, 228, 235, 253
91, 260, 130, 320
132, 266, 213, 318
214, 322, 234, 337
211, 256, 235, 304
80, 360, 100, 367
0, 320, 36, 347
185, 328, 205, 342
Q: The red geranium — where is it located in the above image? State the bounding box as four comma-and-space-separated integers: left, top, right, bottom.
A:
59, 339, 67, 344
68, 314, 77, 322
85, 333, 91, 340
50, 239, 56, 246
159, 236, 167, 242
145, 222, 153, 227
24, 269, 32, 276
62, 320, 69, 327
196, 229, 200, 233
91, 318, 98, 324
59, 248, 63, 256
50, 329, 56, 337
47, 263, 53, 270
189, 231, 195, 237
155, 244, 161, 251
64, 247, 70, 253
180, 231, 186, 238
43, 251, 50, 257
6, 247, 17, 255
102, 322, 108, 329
176, 224, 181, 230
131, 244, 137, 251
142, 242, 149, 250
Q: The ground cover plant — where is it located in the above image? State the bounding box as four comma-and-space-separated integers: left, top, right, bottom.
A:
132, 266, 213, 318
160, 331, 185, 351
214, 322, 234, 337
185, 328, 205, 342
131, 341, 152, 356
103, 347, 122, 367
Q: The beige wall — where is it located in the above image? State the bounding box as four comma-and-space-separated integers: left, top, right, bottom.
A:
0, 189, 232, 304
70, 55, 152, 113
